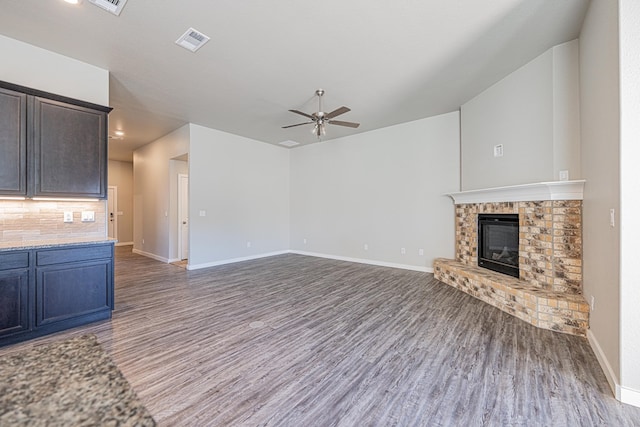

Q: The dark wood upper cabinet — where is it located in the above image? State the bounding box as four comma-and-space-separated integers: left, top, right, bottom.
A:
0, 81, 111, 199
32, 97, 107, 198
0, 87, 27, 195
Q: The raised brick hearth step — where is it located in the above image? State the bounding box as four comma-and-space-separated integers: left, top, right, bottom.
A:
433, 258, 589, 336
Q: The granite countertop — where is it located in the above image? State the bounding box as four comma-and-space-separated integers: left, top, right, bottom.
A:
0, 237, 117, 252
0, 334, 156, 426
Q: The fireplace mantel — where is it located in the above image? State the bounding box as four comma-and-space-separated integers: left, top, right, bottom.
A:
446, 180, 585, 205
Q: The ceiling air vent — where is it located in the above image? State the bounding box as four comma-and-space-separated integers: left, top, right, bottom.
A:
175, 28, 210, 52
87, 0, 128, 16
279, 140, 300, 148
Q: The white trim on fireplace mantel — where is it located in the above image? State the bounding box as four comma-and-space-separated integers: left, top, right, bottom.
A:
446, 180, 585, 204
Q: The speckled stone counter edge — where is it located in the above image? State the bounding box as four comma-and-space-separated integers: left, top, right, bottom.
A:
0, 237, 117, 251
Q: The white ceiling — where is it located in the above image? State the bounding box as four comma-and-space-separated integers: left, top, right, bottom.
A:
0, 0, 589, 161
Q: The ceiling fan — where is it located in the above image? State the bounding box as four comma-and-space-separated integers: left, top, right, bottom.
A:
282, 89, 360, 139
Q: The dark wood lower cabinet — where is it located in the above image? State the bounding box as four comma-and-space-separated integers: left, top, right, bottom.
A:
0, 243, 114, 347
0, 269, 30, 338
36, 259, 113, 329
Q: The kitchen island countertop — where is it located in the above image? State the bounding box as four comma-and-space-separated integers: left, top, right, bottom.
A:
0, 237, 117, 252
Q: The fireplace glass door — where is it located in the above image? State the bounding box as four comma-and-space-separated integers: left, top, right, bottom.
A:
477, 214, 519, 278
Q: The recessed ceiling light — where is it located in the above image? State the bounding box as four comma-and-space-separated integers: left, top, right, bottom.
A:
63, 0, 82, 4
114, 130, 125, 137
279, 140, 300, 147
175, 28, 210, 52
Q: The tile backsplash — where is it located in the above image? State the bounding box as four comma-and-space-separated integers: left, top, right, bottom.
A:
0, 200, 107, 243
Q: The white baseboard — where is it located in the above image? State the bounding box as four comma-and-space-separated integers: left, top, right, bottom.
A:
115, 241, 133, 247
587, 329, 619, 398
132, 248, 433, 274
290, 250, 432, 273
187, 250, 433, 273
132, 249, 433, 273
619, 385, 640, 408
587, 329, 640, 408
132, 248, 170, 264
187, 250, 290, 270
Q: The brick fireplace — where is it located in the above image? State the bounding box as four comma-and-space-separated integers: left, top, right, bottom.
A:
434, 181, 589, 336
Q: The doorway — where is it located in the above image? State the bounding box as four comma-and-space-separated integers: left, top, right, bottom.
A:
177, 174, 189, 261
107, 186, 118, 240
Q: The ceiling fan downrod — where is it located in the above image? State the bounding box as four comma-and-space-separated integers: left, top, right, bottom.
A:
316, 89, 324, 115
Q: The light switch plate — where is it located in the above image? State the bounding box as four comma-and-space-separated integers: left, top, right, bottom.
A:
610, 209, 615, 227
81, 211, 95, 222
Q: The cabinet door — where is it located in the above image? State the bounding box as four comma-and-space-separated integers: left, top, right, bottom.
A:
36, 259, 113, 327
0, 269, 30, 338
32, 97, 107, 198
0, 87, 27, 195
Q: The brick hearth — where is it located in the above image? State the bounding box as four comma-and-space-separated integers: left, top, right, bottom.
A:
434, 193, 589, 336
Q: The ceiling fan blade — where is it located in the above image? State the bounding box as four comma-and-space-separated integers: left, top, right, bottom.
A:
325, 106, 351, 119
282, 121, 314, 129
328, 120, 360, 128
288, 109, 315, 120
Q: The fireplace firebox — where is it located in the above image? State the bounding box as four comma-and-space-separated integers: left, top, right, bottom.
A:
478, 214, 519, 278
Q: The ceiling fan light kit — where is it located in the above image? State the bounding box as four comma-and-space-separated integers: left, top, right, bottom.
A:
283, 89, 360, 140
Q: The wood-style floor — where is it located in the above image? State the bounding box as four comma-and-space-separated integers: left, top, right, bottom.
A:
2, 247, 640, 426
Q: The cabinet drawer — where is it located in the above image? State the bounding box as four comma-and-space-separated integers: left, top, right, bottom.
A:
36, 245, 112, 266
0, 251, 30, 271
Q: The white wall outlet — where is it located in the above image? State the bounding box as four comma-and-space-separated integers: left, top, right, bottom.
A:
246, 241, 251, 248
419, 248, 424, 256
493, 144, 504, 157
591, 295, 595, 311
199, 210, 206, 217
63, 211, 73, 223
81, 211, 95, 222
559, 170, 569, 181
303, 238, 307, 245
364, 243, 368, 251
401, 247, 406, 255
610, 209, 615, 227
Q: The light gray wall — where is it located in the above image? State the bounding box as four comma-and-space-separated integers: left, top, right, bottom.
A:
552, 40, 581, 180
460, 41, 580, 190
108, 160, 134, 244
188, 124, 290, 268
133, 125, 190, 261
579, 0, 621, 393
290, 112, 460, 271
619, 0, 640, 398
0, 34, 108, 106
